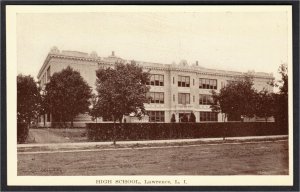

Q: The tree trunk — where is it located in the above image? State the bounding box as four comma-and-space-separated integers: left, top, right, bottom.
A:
71, 117, 74, 128
43, 114, 46, 127
113, 115, 116, 145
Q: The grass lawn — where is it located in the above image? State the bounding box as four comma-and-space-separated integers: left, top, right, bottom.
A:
47, 128, 87, 142
26, 128, 87, 143
18, 140, 289, 175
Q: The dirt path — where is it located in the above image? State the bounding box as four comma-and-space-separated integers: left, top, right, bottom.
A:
29, 129, 72, 143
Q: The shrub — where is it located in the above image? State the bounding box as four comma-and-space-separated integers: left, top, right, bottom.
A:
17, 123, 29, 144
189, 112, 196, 122
171, 114, 176, 123
86, 122, 287, 142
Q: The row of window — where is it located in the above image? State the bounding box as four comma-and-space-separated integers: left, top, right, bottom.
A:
178, 93, 190, 104
146, 92, 213, 105
40, 111, 218, 123
148, 111, 165, 122
178, 76, 190, 87
199, 78, 217, 89
199, 112, 218, 122
146, 92, 164, 104
199, 94, 213, 105
148, 111, 218, 122
146, 74, 164, 86
147, 74, 217, 90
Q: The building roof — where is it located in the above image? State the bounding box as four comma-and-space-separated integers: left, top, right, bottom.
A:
37, 47, 274, 80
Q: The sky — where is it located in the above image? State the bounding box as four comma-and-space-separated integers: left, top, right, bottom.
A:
16, 8, 290, 81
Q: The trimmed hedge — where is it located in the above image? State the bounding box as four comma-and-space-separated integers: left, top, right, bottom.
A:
17, 123, 29, 144
86, 122, 288, 142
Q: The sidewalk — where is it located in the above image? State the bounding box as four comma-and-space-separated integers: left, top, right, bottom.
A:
18, 135, 288, 152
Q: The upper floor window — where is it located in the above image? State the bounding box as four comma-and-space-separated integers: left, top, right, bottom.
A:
227, 80, 238, 85
199, 78, 217, 89
199, 94, 213, 105
146, 74, 164, 86
178, 76, 190, 87
178, 93, 190, 104
146, 92, 164, 104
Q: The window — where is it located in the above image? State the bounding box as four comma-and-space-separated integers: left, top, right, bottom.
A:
173, 77, 175, 84
199, 94, 213, 105
193, 79, 195, 86
227, 80, 239, 85
173, 94, 175, 102
199, 78, 217, 89
179, 113, 190, 122
178, 93, 190, 104
178, 76, 190, 87
148, 111, 165, 122
200, 112, 218, 122
150, 75, 155, 85
146, 74, 164, 86
146, 92, 164, 104
193, 95, 195, 102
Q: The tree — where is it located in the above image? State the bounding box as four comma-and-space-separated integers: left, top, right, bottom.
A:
210, 75, 257, 121
171, 113, 176, 123
255, 89, 275, 122
44, 66, 92, 128
273, 64, 288, 127
94, 61, 150, 144
189, 112, 196, 122
89, 93, 100, 122
17, 74, 41, 125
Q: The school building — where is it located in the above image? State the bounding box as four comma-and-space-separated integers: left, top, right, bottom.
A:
37, 47, 274, 127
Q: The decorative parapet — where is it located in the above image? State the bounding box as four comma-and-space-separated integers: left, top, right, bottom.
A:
38, 47, 274, 81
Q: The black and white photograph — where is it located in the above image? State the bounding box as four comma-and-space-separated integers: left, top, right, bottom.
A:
2, 4, 297, 188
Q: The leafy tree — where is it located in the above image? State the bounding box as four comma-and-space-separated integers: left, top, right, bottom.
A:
94, 61, 150, 144
44, 66, 92, 128
210, 75, 257, 121
278, 63, 288, 95
17, 74, 41, 125
255, 89, 275, 122
273, 64, 288, 127
189, 112, 196, 122
89, 93, 100, 122
171, 113, 176, 123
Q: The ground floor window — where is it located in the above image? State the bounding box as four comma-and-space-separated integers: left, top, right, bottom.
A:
148, 111, 165, 122
200, 112, 218, 122
179, 113, 190, 122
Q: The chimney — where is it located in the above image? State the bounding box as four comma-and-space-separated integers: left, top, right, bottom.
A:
112, 51, 115, 56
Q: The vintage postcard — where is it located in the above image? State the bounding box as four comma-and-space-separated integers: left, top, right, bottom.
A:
5, 5, 294, 187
